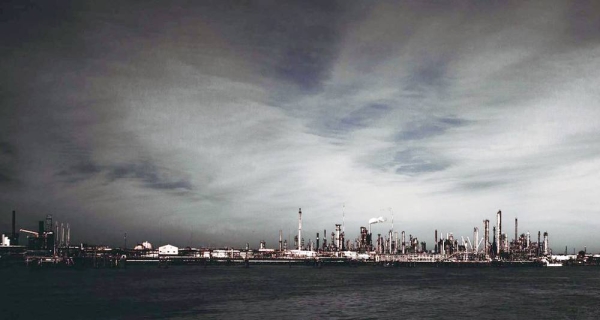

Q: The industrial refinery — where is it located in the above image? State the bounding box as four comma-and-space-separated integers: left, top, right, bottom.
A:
1, 208, 599, 268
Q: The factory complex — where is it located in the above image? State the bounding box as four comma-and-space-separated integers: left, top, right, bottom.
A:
2, 209, 599, 268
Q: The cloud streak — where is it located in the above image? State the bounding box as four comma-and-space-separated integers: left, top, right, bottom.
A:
1, 0, 599, 251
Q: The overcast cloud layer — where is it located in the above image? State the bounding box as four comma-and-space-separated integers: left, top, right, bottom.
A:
1, 0, 599, 252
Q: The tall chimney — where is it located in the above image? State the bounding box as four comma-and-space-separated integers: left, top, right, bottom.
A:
514, 217, 518, 248
298, 208, 302, 250
496, 210, 502, 254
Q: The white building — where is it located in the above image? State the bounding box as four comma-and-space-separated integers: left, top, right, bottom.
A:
211, 249, 241, 258
158, 244, 178, 255
287, 250, 317, 258
1, 234, 10, 246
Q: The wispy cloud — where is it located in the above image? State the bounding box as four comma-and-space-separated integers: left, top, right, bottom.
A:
1, 1, 599, 251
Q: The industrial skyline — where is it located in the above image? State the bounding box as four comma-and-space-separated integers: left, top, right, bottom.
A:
1, 1, 600, 251
1, 207, 578, 259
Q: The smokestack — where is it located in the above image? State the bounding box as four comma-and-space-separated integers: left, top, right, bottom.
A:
298, 208, 302, 250
496, 210, 502, 254
543, 232, 549, 255
514, 217, 518, 248
316, 232, 319, 252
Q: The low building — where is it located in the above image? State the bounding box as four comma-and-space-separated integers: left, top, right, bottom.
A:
158, 244, 178, 255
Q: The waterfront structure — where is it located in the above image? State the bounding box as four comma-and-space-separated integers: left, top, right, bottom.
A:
158, 244, 178, 255
3, 208, 574, 268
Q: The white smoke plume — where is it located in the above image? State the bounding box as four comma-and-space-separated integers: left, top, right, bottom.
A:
368, 217, 386, 225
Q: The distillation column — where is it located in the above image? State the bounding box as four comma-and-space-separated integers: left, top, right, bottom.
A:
483, 219, 490, 257
538, 231, 541, 256
335, 224, 341, 251
401, 231, 406, 254
279, 230, 283, 251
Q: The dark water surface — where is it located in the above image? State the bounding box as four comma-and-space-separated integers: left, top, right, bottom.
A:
2, 265, 600, 319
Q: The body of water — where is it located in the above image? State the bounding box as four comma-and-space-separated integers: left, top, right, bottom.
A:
2, 265, 600, 319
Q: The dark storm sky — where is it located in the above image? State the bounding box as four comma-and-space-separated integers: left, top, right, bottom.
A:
1, 0, 599, 251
